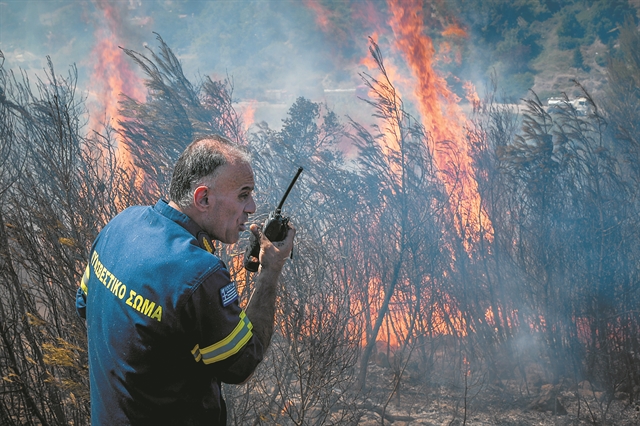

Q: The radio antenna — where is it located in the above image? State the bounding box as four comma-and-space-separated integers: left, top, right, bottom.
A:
276, 167, 303, 212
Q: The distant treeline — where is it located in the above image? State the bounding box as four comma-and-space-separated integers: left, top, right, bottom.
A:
451, 0, 638, 97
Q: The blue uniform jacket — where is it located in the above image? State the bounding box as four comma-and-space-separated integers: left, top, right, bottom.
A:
76, 199, 263, 425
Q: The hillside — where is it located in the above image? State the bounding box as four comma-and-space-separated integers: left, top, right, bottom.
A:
443, 0, 640, 102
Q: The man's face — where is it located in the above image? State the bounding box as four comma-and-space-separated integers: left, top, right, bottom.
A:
201, 161, 256, 244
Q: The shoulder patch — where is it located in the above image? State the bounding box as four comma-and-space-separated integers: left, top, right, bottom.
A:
220, 282, 238, 307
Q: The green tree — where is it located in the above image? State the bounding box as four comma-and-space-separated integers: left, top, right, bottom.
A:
557, 11, 585, 50
572, 47, 589, 71
585, 0, 637, 44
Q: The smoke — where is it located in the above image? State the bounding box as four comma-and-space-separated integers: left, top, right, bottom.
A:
0, 1, 458, 131
1, 1, 495, 134
170, 0, 375, 125
0, 2, 91, 71
1, 0, 496, 226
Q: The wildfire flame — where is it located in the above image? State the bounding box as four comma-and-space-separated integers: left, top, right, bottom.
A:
351, 1, 492, 244
386, 0, 491, 244
87, 0, 145, 168
303, 0, 334, 33
442, 22, 467, 38
305, 0, 495, 347
239, 100, 258, 132
464, 81, 482, 113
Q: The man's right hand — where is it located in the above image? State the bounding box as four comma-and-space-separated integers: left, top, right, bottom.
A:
245, 222, 296, 351
249, 222, 296, 272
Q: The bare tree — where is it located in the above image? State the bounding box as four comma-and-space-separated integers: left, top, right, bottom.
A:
223, 97, 365, 425
0, 53, 142, 425
346, 39, 450, 393
119, 33, 246, 199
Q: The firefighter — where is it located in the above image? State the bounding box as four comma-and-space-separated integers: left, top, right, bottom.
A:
77, 134, 295, 425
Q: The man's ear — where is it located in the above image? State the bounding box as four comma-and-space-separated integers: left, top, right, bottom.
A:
193, 185, 209, 212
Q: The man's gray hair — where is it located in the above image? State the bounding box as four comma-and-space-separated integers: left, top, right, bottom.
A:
169, 135, 251, 209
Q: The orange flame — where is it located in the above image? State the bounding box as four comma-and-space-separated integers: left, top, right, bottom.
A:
437, 41, 453, 65
365, 287, 468, 349
88, 0, 145, 169
303, 0, 495, 346
303, 0, 334, 32
239, 100, 258, 131
442, 23, 467, 38
463, 81, 482, 113
386, 0, 492, 245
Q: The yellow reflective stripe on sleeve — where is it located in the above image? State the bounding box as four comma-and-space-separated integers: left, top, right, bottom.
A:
191, 345, 202, 362
80, 264, 90, 295
191, 311, 253, 365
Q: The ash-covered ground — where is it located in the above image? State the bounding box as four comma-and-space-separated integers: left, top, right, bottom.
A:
355, 364, 639, 426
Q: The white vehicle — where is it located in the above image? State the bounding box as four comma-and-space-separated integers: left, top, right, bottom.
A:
546, 97, 590, 115
569, 97, 589, 115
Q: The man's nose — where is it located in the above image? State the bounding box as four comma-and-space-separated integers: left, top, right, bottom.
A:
245, 196, 256, 214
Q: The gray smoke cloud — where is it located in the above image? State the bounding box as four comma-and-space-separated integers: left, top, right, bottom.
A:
2, 0, 495, 132
0, 0, 378, 129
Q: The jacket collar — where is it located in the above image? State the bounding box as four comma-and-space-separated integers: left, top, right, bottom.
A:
153, 199, 215, 254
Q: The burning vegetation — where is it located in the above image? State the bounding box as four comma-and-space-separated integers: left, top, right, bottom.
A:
2, 4, 640, 426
